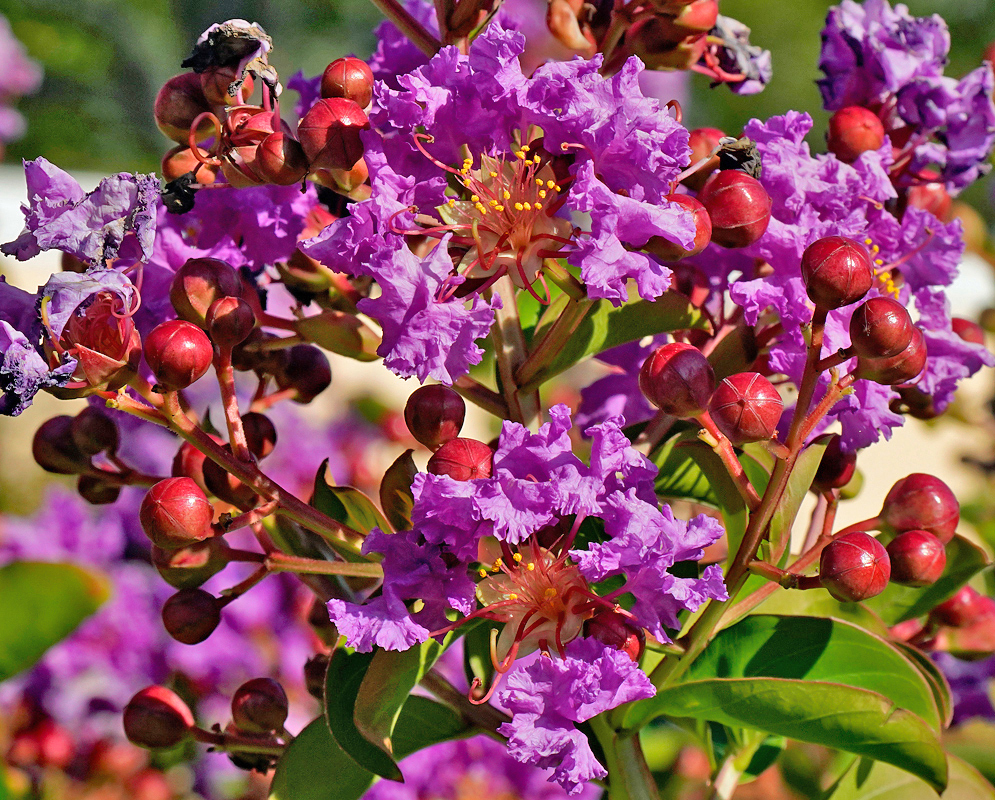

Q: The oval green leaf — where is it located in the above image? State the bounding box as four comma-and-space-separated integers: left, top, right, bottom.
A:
0, 561, 109, 682
826, 755, 991, 800
312, 459, 391, 535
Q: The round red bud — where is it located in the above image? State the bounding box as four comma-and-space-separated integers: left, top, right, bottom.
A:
930, 586, 986, 627
161, 145, 219, 184
906, 180, 952, 221
638, 342, 716, 417
880, 472, 959, 543
800, 236, 873, 309
199, 66, 254, 106
170, 257, 243, 328
707, 372, 783, 445
646, 194, 712, 260
854, 326, 926, 385
202, 448, 260, 509
140, 477, 215, 550
145, 320, 214, 390
123, 686, 194, 749
886, 530, 946, 587
811, 433, 857, 492
298, 98, 369, 171
152, 539, 230, 589
427, 438, 494, 481
242, 412, 278, 459
206, 296, 256, 348
819, 531, 891, 602
273, 344, 332, 403
32, 415, 92, 474
154, 73, 214, 145
404, 385, 466, 450
826, 106, 885, 163
77, 475, 122, 506
70, 407, 120, 456
231, 678, 289, 733
321, 57, 375, 108
256, 132, 310, 185
697, 171, 772, 248
584, 610, 645, 662
162, 588, 222, 644
171, 436, 222, 493
849, 296, 915, 358
952, 317, 985, 345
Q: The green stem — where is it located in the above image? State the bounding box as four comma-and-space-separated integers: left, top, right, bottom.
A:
265, 552, 383, 578
516, 297, 595, 394
490, 280, 540, 428
453, 374, 509, 419
590, 719, 660, 800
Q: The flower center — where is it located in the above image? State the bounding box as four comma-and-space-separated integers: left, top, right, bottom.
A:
862, 236, 901, 300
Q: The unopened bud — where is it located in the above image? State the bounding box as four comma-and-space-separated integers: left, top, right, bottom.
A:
427, 438, 494, 481
231, 678, 289, 733
320, 57, 374, 108
404, 385, 466, 450
145, 320, 214, 390
707, 372, 782, 445
646, 194, 712, 260
855, 327, 926, 385
880, 473, 959, 543
200, 65, 254, 106
154, 73, 213, 145
152, 539, 229, 589
298, 98, 368, 171
273, 345, 332, 403
819, 531, 890, 602
170, 257, 243, 329
931, 586, 986, 627
811, 434, 856, 492
32, 416, 92, 474
697, 171, 771, 248
242, 412, 278, 459
639, 342, 715, 417
886, 530, 946, 587
70, 407, 120, 456
162, 145, 220, 184
162, 588, 222, 644
77, 475, 121, 506
202, 447, 260, 509
849, 296, 915, 359
826, 106, 885, 163
683, 127, 724, 191
584, 610, 645, 662
256, 132, 310, 185
140, 477, 215, 549
800, 236, 873, 310
206, 296, 256, 348
123, 686, 194, 749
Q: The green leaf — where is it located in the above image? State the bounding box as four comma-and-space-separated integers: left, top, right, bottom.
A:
892, 642, 953, 728
863, 535, 990, 625
0, 562, 109, 682
524, 291, 709, 389
767, 436, 830, 566
312, 459, 391, 535
664, 615, 941, 731
271, 699, 469, 800
379, 450, 417, 532
624, 678, 947, 791
751, 585, 891, 636
293, 311, 380, 362
825, 755, 991, 800
463, 619, 500, 692
353, 638, 446, 764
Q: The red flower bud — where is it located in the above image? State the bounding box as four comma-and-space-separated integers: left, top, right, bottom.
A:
854, 326, 926, 385
32, 416, 92, 474
298, 98, 369, 171
161, 145, 220, 184
886, 530, 946, 587
931, 586, 985, 627
202, 447, 260, 510
707, 372, 782, 445
162, 588, 222, 644
273, 344, 332, 403
584, 610, 645, 662
952, 317, 985, 345
242, 412, 278, 460
206, 296, 256, 348
683, 127, 725, 191
638, 342, 715, 417
849, 296, 915, 358
906, 180, 952, 221
70, 407, 119, 456
154, 73, 213, 145
404, 385, 466, 450
58, 291, 143, 391
231, 678, 289, 733
256, 132, 310, 186
697, 171, 772, 248
826, 106, 885, 163
123, 686, 194, 749
199, 66, 254, 106
320, 57, 375, 108
170, 257, 243, 329
811, 433, 856, 492
77, 475, 121, 506
880, 473, 959, 543
171, 436, 222, 493
427, 438, 494, 480
145, 320, 214, 390
140, 477, 215, 550
800, 236, 873, 309
646, 194, 712, 260
819, 531, 891, 602
152, 539, 230, 589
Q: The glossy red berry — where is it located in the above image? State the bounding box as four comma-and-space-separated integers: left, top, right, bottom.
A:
930, 586, 985, 627
427, 438, 494, 481
320, 57, 375, 108
800, 236, 873, 309
298, 98, 368, 171
849, 296, 915, 358
162, 588, 222, 644
646, 194, 713, 260
855, 326, 926, 385
170, 257, 243, 328
231, 678, 289, 733
638, 342, 716, 417
404, 385, 466, 450
123, 686, 194, 749
697, 171, 772, 248
140, 477, 215, 550
206, 296, 256, 348
811, 433, 857, 492
886, 530, 946, 587
584, 610, 645, 662
826, 106, 885, 163
145, 320, 214, 390
819, 531, 891, 602
880, 473, 959, 543
707, 372, 782, 445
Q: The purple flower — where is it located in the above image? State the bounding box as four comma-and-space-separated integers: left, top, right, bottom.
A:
2, 159, 158, 266
305, 25, 694, 384
0, 14, 42, 142
497, 638, 654, 794
368, 0, 437, 88
933, 653, 995, 725
707, 15, 773, 96
287, 70, 322, 121
575, 338, 664, 431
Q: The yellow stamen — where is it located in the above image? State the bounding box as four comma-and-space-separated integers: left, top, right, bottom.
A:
513, 552, 523, 563
534, 202, 542, 210
478, 568, 488, 578
538, 189, 547, 199
526, 562, 535, 571
514, 202, 524, 211
470, 194, 479, 202
503, 190, 511, 200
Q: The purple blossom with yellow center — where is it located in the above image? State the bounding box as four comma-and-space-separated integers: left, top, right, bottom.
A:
304, 24, 695, 384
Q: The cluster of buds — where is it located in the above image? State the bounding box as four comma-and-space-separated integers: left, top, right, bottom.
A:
403, 385, 496, 480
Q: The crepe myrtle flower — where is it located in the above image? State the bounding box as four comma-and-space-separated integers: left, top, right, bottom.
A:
327, 406, 724, 705
0, 14, 43, 144
0, 269, 139, 415
303, 24, 695, 384
2, 158, 158, 267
